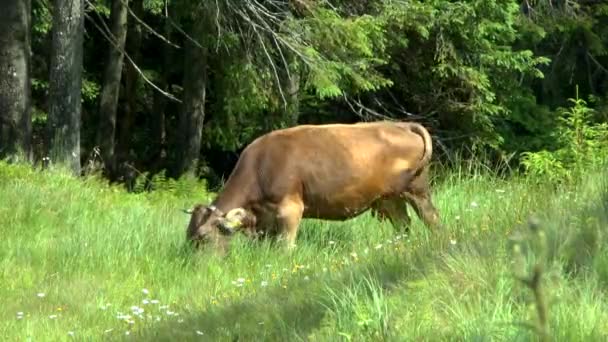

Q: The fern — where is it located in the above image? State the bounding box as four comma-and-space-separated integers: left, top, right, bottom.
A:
521, 86, 608, 183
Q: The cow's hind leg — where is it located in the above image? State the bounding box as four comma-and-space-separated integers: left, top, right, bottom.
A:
276, 195, 305, 250
371, 197, 412, 234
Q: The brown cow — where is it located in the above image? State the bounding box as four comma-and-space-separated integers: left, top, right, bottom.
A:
184, 121, 440, 251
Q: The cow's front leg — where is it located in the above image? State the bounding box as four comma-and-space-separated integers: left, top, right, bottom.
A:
276, 196, 304, 250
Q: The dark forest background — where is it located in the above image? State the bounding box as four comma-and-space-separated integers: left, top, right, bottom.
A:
1, 0, 607, 190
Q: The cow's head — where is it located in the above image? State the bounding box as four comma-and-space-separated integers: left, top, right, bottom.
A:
183, 204, 254, 249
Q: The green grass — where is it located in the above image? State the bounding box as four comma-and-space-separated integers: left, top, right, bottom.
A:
1, 161, 607, 341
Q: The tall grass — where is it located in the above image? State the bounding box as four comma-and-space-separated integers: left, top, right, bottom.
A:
0, 160, 606, 341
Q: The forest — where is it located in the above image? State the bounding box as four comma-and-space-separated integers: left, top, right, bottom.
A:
1, 0, 608, 340
0, 0, 605, 184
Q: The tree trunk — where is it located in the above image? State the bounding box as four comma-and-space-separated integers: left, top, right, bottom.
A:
176, 24, 208, 176
281, 51, 300, 127
151, 87, 167, 171
116, 0, 143, 169
47, 0, 84, 175
150, 19, 171, 173
96, 0, 129, 176
0, 0, 32, 162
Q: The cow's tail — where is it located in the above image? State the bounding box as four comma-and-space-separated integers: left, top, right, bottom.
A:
410, 122, 433, 168
396, 121, 433, 170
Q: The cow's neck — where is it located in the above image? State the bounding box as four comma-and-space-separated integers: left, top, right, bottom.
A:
211, 184, 252, 214
210, 156, 260, 214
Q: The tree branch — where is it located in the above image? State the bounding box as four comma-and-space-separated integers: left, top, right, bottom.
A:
118, 0, 181, 49
84, 0, 181, 103
234, 7, 288, 108
166, 17, 205, 51
587, 52, 608, 75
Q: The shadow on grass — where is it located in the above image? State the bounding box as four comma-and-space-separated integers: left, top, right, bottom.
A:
127, 233, 446, 341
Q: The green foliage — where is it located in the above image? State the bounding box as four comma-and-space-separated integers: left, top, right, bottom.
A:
371, 0, 552, 150
515, 0, 608, 108
143, 0, 166, 15
521, 87, 608, 183
285, 7, 393, 99
124, 168, 214, 206
23, 0, 608, 180
32, 0, 52, 36
179, 1, 398, 150
205, 61, 278, 150
81, 77, 101, 105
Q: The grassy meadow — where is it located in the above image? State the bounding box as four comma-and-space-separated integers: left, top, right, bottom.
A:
1, 160, 607, 341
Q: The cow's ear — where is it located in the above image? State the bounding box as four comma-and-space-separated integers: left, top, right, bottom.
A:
217, 208, 247, 235
222, 208, 248, 228
225, 208, 248, 223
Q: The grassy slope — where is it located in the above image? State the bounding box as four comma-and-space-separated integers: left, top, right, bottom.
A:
0, 161, 607, 341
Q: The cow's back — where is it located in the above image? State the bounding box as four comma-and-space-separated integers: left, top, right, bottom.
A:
243, 122, 428, 219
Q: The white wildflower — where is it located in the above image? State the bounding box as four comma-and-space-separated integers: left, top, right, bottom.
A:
196, 330, 204, 335
37, 293, 45, 298
260, 281, 268, 287
150, 299, 160, 304
470, 201, 478, 208
142, 288, 149, 295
